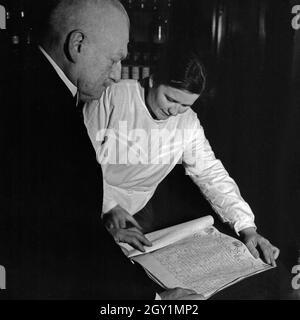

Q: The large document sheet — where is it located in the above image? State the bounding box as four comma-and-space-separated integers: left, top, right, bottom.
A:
120, 216, 274, 299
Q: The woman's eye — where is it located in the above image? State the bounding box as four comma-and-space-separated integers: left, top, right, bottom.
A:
166, 96, 175, 103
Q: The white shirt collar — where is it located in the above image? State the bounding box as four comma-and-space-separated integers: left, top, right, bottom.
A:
39, 45, 78, 98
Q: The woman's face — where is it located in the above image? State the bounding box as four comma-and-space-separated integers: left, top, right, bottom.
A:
147, 84, 200, 120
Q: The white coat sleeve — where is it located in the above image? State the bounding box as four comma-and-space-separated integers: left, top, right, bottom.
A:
182, 116, 256, 234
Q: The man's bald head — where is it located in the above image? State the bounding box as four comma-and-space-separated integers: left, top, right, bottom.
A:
35, 0, 129, 101
39, 0, 129, 49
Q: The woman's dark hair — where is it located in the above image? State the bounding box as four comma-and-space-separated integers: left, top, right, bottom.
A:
152, 47, 206, 95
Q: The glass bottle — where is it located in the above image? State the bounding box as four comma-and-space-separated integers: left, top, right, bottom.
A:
152, 0, 158, 12
152, 13, 167, 45
7, 1, 27, 47
140, 0, 146, 10
140, 0, 152, 11
122, 0, 133, 10
121, 51, 131, 80
151, 0, 172, 45
142, 51, 150, 79
131, 50, 141, 80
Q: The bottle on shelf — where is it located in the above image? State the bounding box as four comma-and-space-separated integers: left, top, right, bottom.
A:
140, 0, 146, 10
6, 8, 20, 54
6, 3, 22, 49
121, 64, 130, 80
140, 0, 153, 11
131, 50, 141, 80
151, 0, 172, 45
6, 0, 33, 58
152, 0, 158, 12
25, 27, 33, 46
141, 51, 151, 79
128, 0, 151, 12
121, 51, 131, 80
151, 13, 167, 45
125, 0, 153, 11
19, 1, 32, 47
123, 0, 134, 11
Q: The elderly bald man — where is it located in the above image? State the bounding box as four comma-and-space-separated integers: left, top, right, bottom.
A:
0, 0, 198, 300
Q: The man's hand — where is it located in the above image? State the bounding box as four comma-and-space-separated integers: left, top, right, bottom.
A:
109, 227, 152, 252
103, 205, 142, 230
159, 288, 204, 300
103, 205, 152, 252
240, 227, 280, 267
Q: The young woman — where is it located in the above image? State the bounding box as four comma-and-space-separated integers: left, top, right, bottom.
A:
84, 49, 279, 266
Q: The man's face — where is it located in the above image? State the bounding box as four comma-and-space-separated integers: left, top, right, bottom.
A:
148, 84, 200, 120
77, 8, 129, 101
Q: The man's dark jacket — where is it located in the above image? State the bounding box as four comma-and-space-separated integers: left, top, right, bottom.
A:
0, 47, 159, 299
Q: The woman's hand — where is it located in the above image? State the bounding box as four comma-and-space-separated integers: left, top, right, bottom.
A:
240, 227, 280, 267
102, 205, 142, 230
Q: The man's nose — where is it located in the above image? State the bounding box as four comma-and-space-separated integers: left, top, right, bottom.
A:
109, 61, 122, 83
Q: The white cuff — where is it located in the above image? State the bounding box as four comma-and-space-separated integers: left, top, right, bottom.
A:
102, 199, 118, 216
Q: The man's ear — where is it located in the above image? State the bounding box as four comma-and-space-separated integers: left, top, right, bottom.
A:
64, 30, 85, 63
